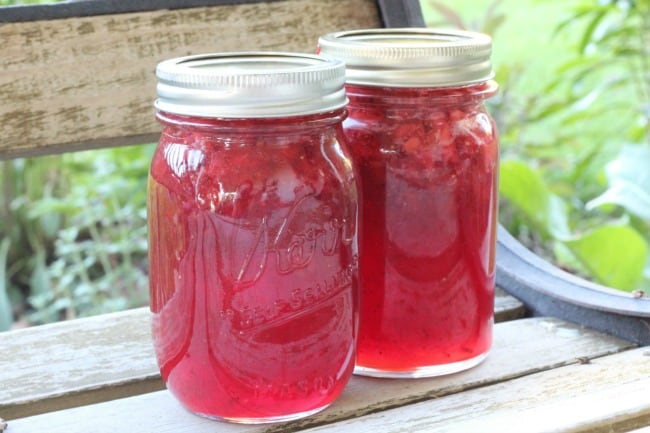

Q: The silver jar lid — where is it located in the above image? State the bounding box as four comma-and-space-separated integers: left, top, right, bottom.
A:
317, 28, 494, 87
155, 52, 347, 118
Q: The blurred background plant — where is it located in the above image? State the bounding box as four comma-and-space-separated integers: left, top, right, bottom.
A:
424, 0, 650, 292
0, 145, 153, 330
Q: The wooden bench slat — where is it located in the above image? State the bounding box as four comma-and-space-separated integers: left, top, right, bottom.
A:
494, 287, 525, 322
301, 347, 650, 433
0, 289, 523, 419
0, 0, 382, 160
1, 0, 422, 27
4, 317, 634, 432
0, 308, 160, 419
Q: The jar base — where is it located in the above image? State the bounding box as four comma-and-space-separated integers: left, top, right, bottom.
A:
353, 351, 489, 378
191, 403, 330, 425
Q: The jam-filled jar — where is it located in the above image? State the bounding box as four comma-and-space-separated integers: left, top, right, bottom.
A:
148, 53, 358, 423
318, 29, 499, 378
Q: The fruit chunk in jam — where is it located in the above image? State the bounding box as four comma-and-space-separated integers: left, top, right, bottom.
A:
343, 83, 498, 374
148, 113, 358, 420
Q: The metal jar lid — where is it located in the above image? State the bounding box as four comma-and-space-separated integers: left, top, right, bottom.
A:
155, 52, 347, 118
317, 28, 494, 87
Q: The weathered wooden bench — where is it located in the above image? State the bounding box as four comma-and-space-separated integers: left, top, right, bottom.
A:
1, 1, 649, 432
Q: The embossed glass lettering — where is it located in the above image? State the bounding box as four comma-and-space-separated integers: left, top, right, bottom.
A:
148, 112, 358, 420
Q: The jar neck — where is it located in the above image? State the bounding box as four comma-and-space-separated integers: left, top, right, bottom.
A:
156, 109, 347, 133
345, 81, 497, 109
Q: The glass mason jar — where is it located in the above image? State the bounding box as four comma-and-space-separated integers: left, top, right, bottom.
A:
148, 53, 359, 423
318, 29, 499, 378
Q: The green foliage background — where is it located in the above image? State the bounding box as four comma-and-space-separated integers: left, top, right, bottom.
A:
0, 147, 153, 329
424, 0, 650, 292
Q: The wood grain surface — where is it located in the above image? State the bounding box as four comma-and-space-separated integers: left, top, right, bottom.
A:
0, 308, 161, 419
0, 0, 381, 160
304, 348, 650, 433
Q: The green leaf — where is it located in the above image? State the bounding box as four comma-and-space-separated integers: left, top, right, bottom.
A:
0, 239, 13, 331
527, 101, 569, 122
564, 225, 647, 291
482, 13, 506, 37
586, 145, 650, 220
499, 160, 571, 240
553, 241, 589, 276
428, 1, 467, 29
579, 9, 608, 54
29, 250, 52, 298
554, 8, 593, 36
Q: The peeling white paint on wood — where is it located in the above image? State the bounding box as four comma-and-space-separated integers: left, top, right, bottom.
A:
302, 347, 650, 433
0, 308, 161, 418
0, 0, 381, 159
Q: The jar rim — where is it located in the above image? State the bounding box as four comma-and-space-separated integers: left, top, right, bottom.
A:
317, 28, 494, 87
155, 108, 348, 131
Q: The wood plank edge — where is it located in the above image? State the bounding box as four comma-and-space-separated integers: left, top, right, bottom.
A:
0, 133, 158, 161
495, 287, 526, 322
0, 0, 285, 23
1, 307, 149, 336
1, 376, 164, 420
0, 0, 425, 26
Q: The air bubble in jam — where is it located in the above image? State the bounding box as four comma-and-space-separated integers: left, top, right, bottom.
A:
344, 83, 498, 374
148, 112, 358, 421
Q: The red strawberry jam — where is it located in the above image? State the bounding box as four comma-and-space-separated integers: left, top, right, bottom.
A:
345, 84, 498, 376
148, 53, 358, 422
318, 29, 499, 377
